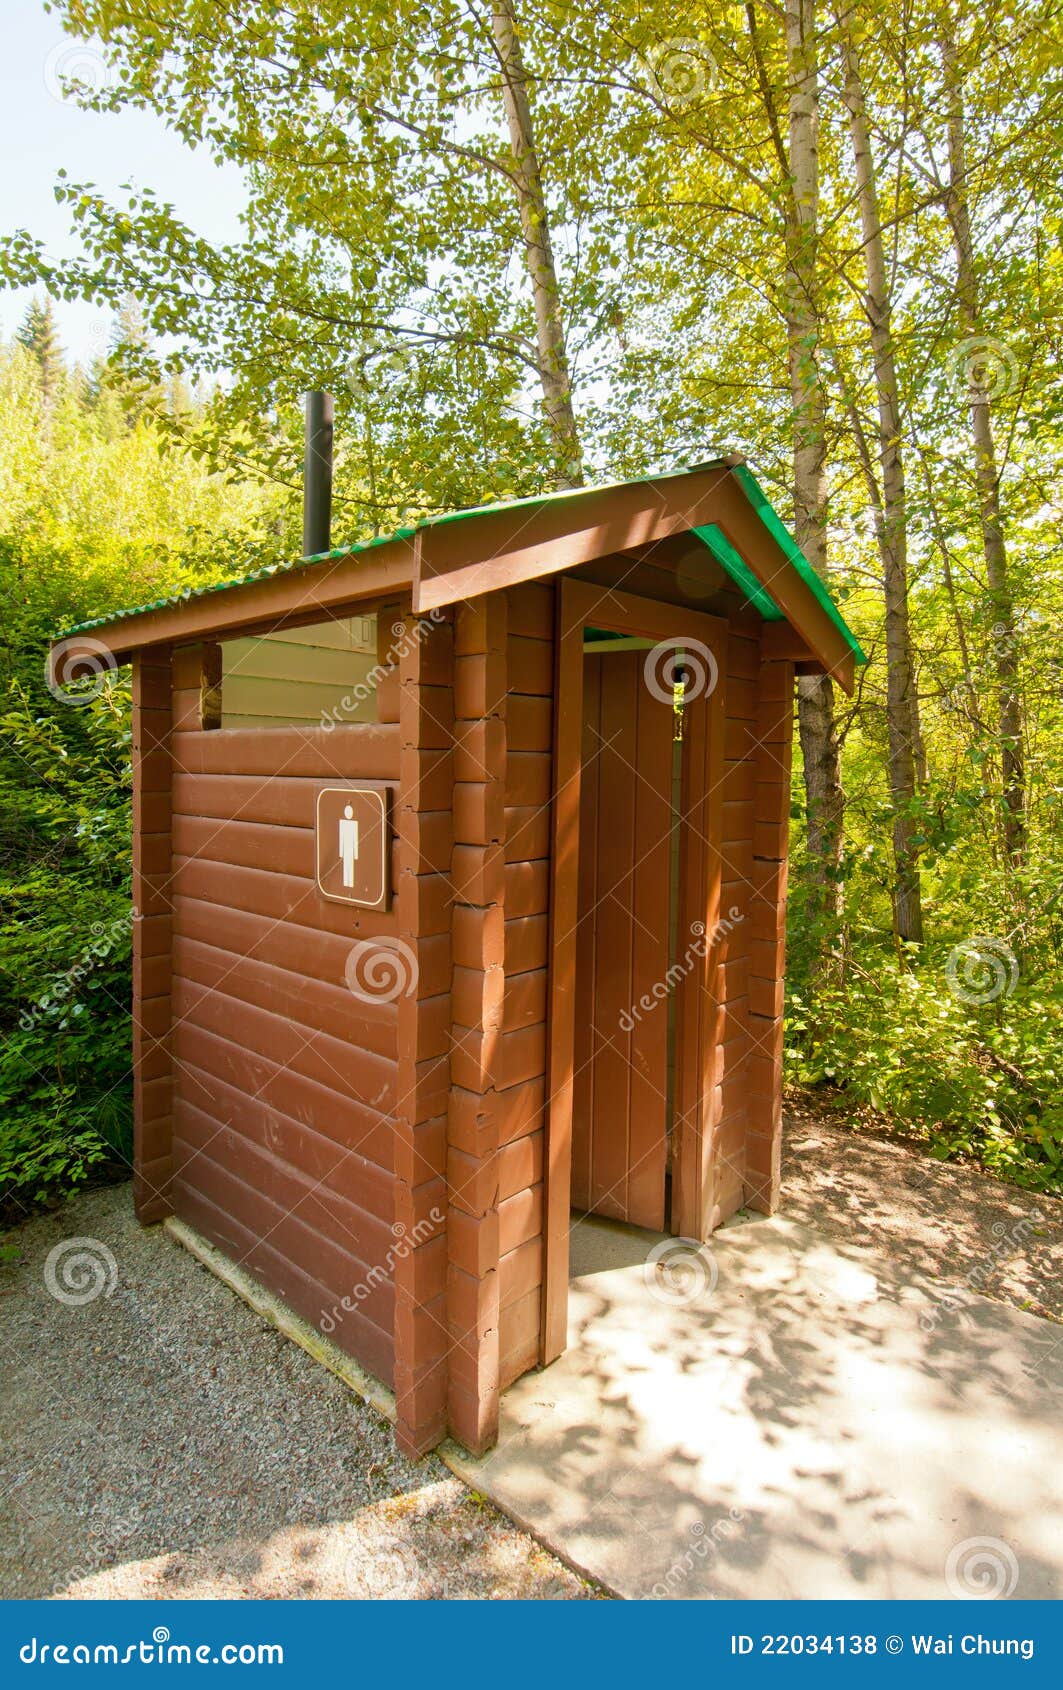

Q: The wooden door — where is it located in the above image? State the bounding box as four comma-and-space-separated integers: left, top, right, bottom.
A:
570, 649, 676, 1229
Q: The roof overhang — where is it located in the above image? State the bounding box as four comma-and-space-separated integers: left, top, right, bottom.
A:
413, 462, 857, 692
47, 534, 417, 691
49, 461, 862, 695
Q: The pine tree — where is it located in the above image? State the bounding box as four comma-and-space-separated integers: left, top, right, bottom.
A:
104, 295, 165, 426
16, 295, 64, 413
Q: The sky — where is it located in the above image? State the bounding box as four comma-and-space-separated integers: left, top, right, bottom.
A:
0, 0, 248, 360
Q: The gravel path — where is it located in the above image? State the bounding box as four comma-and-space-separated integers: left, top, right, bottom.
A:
2, 1119, 1058, 1600
0, 1186, 597, 1600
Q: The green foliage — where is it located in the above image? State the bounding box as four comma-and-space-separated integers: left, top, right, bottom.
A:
2, 0, 1062, 1212
0, 331, 291, 1216
788, 964, 1063, 1193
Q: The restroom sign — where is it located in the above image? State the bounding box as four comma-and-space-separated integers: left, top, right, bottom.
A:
315, 786, 390, 910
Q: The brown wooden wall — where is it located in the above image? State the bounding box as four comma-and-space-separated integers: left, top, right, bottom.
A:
392, 606, 453, 1455
128, 576, 792, 1462
696, 625, 794, 1228
221, 616, 379, 729
571, 651, 673, 1231
746, 649, 795, 1212
497, 584, 553, 1392
444, 582, 553, 1452
132, 650, 175, 1224
164, 640, 406, 1390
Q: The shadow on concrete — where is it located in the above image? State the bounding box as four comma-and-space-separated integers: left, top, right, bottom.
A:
454, 1213, 1063, 1600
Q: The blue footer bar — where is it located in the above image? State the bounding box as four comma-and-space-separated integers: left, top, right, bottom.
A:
1, 1600, 1059, 1684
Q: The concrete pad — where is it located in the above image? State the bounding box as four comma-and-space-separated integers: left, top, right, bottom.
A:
447, 1215, 1063, 1600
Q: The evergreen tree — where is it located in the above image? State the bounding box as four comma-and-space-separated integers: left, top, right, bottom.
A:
16, 295, 63, 414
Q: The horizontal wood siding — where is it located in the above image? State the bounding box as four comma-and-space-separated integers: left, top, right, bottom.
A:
221, 614, 379, 729
168, 639, 404, 1387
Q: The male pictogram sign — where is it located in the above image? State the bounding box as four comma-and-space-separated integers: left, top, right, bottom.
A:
315, 786, 390, 909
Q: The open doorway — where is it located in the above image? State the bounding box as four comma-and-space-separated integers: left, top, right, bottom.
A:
541, 579, 728, 1366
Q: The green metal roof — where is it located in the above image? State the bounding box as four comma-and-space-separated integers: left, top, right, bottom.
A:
693, 523, 786, 623
57, 459, 867, 665
58, 526, 418, 640
732, 465, 867, 663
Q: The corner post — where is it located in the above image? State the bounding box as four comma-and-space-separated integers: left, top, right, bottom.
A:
446, 594, 508, 1452
746, 652, 795, 1211
393, 607, 453, 1456
131, 647, 175, 1223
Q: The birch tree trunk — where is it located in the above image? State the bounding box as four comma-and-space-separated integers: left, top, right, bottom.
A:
491, 0, 584, 487
839, 28, 924, 943
781, 0, 845, 949
942, 33, 1026, 865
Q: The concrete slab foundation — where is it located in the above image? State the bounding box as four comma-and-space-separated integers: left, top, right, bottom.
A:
445, 1214, 1063, 1600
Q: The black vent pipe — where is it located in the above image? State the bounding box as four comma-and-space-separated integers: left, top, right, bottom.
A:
303, 390, 334, 556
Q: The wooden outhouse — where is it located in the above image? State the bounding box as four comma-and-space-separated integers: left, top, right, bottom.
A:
51, 457, 864, 1457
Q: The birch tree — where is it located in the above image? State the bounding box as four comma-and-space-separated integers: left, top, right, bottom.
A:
2, 0, 586, 515
836, 20, 925, 942
778, 0, 847, 946
491, 0, 583, 486
941, 29, 1026, 864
